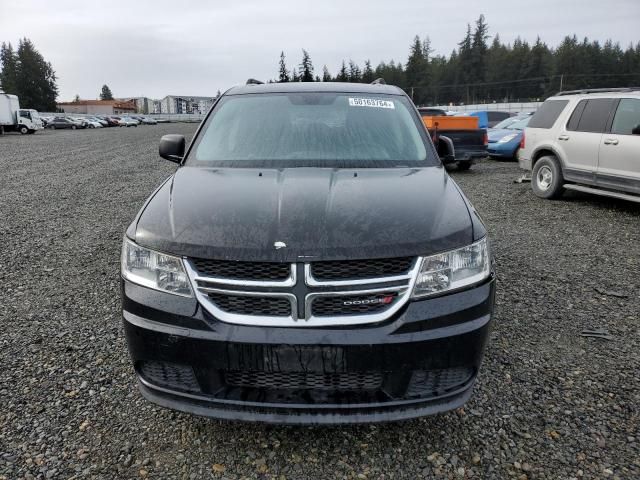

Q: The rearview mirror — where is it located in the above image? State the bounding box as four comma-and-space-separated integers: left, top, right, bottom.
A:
159, 134, 185, 163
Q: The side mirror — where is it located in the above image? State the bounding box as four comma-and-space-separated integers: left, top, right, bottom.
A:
437, 135, 456, 165
159, 134, 185, 163
632, 125, 640, 135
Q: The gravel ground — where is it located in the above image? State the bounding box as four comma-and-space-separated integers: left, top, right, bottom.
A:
0, 125, 638, 480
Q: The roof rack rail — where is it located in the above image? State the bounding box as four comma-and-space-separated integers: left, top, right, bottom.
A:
371, 78, 386, 85
556, 87, 640, 96
246, 78, 264, 85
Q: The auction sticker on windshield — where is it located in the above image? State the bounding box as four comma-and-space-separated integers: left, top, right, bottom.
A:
348, 98, 395, 109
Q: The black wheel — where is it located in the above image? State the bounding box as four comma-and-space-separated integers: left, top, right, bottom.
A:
51, 125, 56, 130
532, 155, 564, 199
19, 125, 29, 134
457, 161, 472, 171
89, 124, 94, 129
71, 125, 77, 130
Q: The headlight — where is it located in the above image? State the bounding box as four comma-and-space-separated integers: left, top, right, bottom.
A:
412, 237, 490, 298
121, 238, 192, 297
497, 133, 518, 144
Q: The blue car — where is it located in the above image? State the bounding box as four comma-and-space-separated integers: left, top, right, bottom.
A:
459, 110, 513, 129
487, 116, 531, 160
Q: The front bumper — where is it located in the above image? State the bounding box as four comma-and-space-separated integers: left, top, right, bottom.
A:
122, 276, 495, 424
455, 148, 487, 162
487, 142, 518, 158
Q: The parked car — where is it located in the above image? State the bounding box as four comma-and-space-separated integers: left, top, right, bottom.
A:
487, 116, 532, 160
85, 118, 103, 128
490, 113, 532, 131
138, 116, 158, 125
46, 117, 80, 130
87, 116, 109, 127
519, 88, 640, 203
69, 117, 89, 128
459, 111, 514, 129
103, 116, 121, 127
418, 108, 488, 170
118, 117, 139, 127
121, 80, 495, 424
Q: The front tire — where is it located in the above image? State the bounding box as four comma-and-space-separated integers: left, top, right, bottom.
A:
71, 125, 77, 130
532, 155, 564, 199
19, 125, 29, 134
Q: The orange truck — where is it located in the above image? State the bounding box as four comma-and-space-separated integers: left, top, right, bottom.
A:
418, 108, 488, 171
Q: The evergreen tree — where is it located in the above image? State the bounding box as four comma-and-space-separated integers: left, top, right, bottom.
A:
362, 60, 374, 83
291, 67, 299, 82
74, 94, 80, 102
470, 15, 490, 100
348, 60, 361, 82
15, 38, 58, 111
322, 65, 332, 82
0, 42, 18, 94
336, 61, 348, 82
278, 51, 290, 82
100, 84, 114, 100
299, 49, 314, 82
272, 16, 640, 105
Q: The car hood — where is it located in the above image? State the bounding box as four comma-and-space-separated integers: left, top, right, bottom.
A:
133, 166, 478, 262
488, 129, 521, 142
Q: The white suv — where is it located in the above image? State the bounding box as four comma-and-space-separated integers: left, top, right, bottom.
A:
518, 88, 640, 203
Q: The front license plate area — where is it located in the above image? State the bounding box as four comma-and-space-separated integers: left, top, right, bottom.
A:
224, 344, 349, 373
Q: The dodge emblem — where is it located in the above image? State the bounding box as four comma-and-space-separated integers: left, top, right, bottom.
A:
274, 241, 287, 250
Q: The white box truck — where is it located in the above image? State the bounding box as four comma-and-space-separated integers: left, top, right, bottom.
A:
0, 92, 43, 134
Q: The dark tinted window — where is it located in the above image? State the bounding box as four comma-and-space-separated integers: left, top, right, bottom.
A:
566, 100, 587, 131
573, 98, 615, 133
528, 100, 569, 128
418, 108, 447, 116
488, 112, 511, 122
611, 98, 640, 135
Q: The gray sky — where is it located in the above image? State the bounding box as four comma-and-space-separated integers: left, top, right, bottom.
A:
1, 0, 638, 101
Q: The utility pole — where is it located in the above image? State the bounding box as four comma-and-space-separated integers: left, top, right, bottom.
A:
559, 74, 564, 92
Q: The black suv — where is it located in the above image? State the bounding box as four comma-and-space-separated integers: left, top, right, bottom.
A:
121, 81, 495, 424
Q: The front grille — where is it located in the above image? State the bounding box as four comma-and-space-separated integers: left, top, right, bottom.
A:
139, 361, 201, 393
208, 293, 291, 316
311, 257, 414, 281
312, 293, 397, 316
192, 258, 290, 281
405, 367, 474, 398
224, 371, 384, 391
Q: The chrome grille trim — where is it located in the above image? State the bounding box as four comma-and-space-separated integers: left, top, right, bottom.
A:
305, 285, 409, 326
184, 257, 421, 327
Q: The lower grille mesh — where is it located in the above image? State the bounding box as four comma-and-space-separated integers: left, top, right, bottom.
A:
139, 361, 201, 393
405, 367, 474, 397
208, 293, 291, 316
311, 257, 414, 281
192, 258, 290, 281
224, 371, 384, 391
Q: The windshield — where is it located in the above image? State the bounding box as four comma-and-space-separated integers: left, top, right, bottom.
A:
493, 117, 520, 129
189, 92, 435, 167
506, 117, 531, 130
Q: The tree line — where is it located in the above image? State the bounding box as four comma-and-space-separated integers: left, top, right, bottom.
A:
275, 15, 640, 105
0, 39, 58, 111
